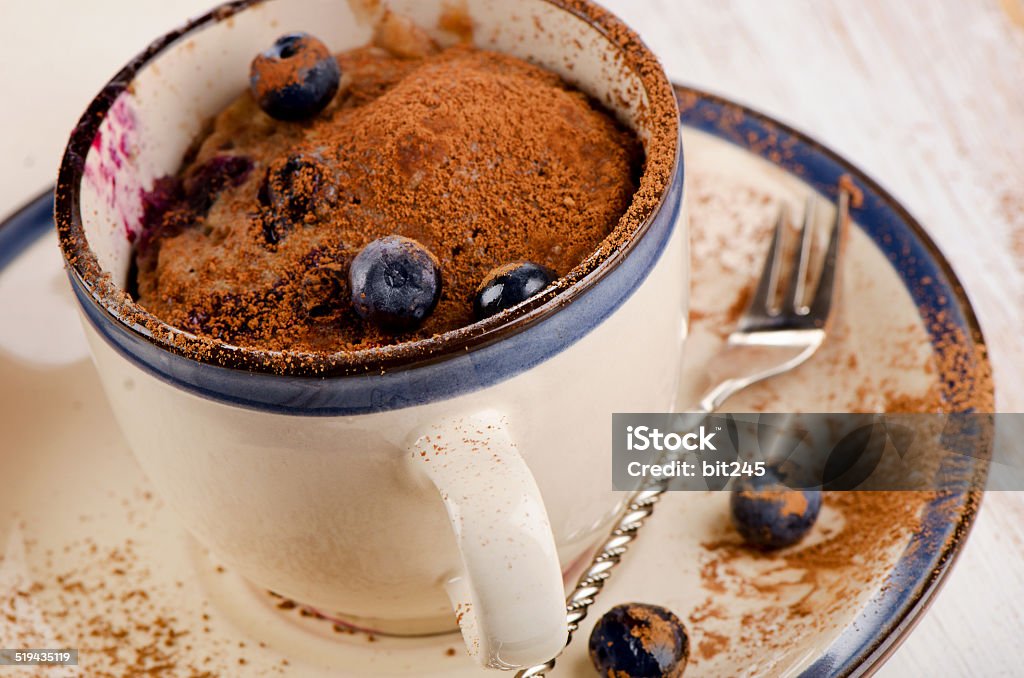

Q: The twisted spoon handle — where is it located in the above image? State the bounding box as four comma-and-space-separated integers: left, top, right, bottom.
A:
516, 409, 712, 677
514, 483, 668, 678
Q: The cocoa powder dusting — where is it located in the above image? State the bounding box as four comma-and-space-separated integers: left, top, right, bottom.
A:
736, 487, 809, 518
438, 1, 474, 43
57, 0, 678, 375
696, 630, 729, 661
627, 605, 678, 654
135, 43, 643, 353
250, 34, 333, 98
679, 125, 991, 670
0, 493, 268, 676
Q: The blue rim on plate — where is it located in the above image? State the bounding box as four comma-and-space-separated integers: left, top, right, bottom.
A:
675, 84, 990, 678
0, 86, 991, 677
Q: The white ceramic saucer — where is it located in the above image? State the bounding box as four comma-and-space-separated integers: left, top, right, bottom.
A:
0, 87, 989, 676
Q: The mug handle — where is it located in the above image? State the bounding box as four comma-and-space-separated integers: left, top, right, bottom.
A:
408, 410, 568, 669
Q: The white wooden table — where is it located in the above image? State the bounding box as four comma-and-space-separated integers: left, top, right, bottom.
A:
1, 1, 1021, 675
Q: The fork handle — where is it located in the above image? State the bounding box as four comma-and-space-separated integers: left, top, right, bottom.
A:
698, 343, 818, 412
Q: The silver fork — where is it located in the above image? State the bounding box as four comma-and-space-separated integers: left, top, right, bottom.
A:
697, 188, 849, 412
516, 187, 851, 678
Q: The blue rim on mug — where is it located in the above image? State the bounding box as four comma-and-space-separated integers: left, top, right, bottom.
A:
53, 0, 684, 415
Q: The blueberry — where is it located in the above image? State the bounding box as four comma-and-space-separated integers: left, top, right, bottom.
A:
588, 603, 688, 678
137, 175, 184, 255
249, 33, 341, 121
473, 261, 556, 320
257, 154, 326, 244
184, 154, 253, 214
349, 236, 441, 332
730, 472, 822, 549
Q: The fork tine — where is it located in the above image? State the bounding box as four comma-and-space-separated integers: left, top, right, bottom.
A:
807, 189, 850, 322
783, 196, 817, 314
746, 205, 788, 317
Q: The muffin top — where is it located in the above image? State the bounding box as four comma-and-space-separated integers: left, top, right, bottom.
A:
135, 40, 642, 353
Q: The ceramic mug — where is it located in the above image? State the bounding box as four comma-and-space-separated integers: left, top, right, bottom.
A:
55, 0, 685, 669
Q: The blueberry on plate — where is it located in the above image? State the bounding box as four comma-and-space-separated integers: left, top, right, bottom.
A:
589, 603, 688, 678
349, 236, 442, 332
730, 472, 822, 549
249, 32, 341, 121
473, 261, 556, 320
